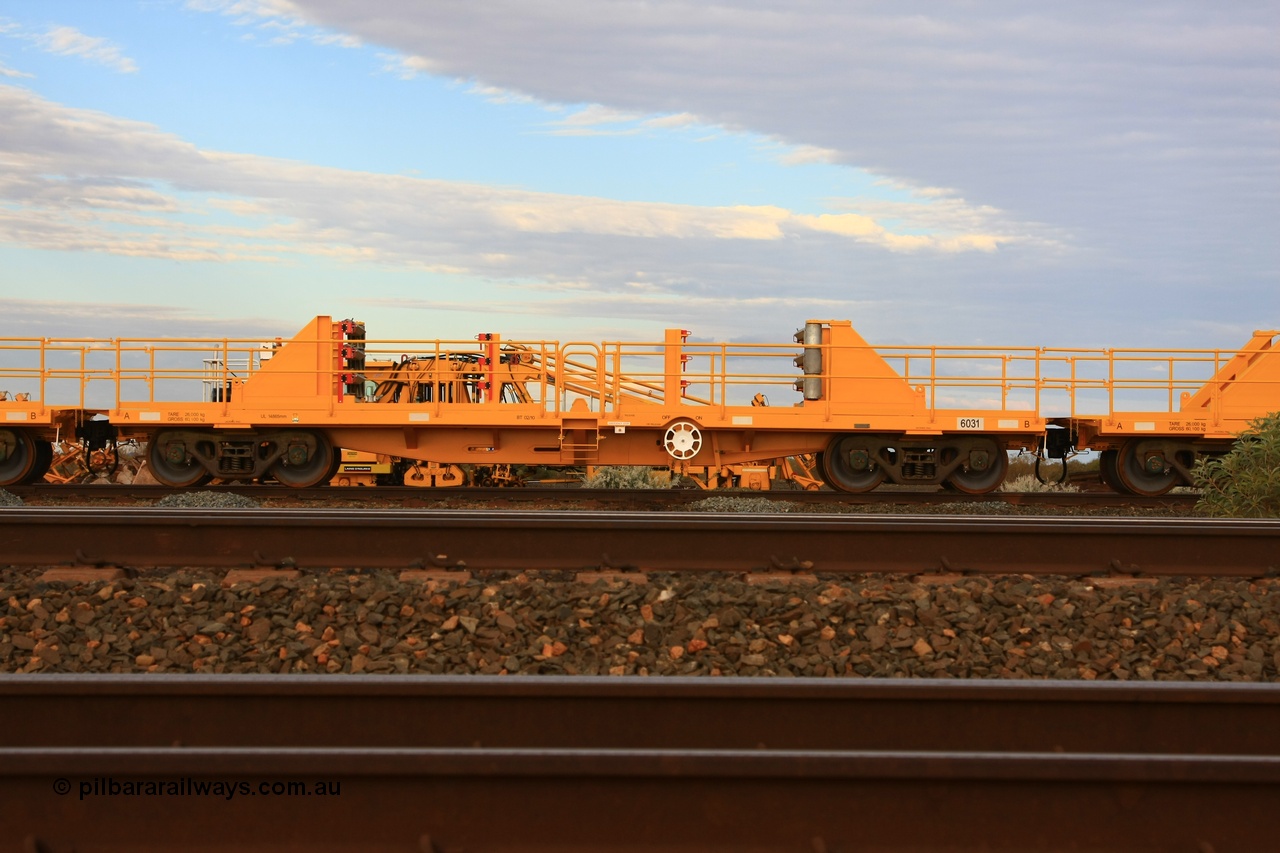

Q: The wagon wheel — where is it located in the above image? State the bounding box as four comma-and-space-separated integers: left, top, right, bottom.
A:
0, 429, 51, 486
1114, 440, 1177, 497
32, 440, 52, 483
270, 431, 336, 488
148, 432, 213, 488
1098, 449, 1123, 493
945, 440, 1009, 495
820, 436, 886, 493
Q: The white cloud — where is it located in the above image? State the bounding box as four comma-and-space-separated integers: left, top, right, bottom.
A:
184, 0, 303, 22
35, 26, 138, 74
466, 83, 539, 106
0, 298, 286, 339
0, 60, 33, 78
552, 104, 640, 128
274, 0, 1279, 304
642, 112, 701, 130
357, 289, 871, 328
0, 84, 1012, 275
377, 52, 436, 80
312, 31, 360, 49
776, 144, 838, 166
186, 0, 358, 51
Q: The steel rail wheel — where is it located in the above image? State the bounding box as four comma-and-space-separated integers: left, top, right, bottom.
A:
323, 449, 343, 484
945, 440, 1009, 495
1098, 449, 1124, 493
148, 432, 213, 488
0, 429, 41, 487
31, 440, 52, 483
821, 436, 887, 493
270, 431, 335, 488
1115, 439, 1178, 497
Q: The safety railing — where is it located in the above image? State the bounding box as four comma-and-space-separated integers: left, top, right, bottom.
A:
2, 332, 1274, 422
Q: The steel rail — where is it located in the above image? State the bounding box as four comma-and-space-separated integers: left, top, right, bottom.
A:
3, 676, 1278, 852
7, 481, 1200, 510
5, 675, 1280, 754
0, 507, 1275, 575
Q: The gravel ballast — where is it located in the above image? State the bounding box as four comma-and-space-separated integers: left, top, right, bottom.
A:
2, 569, 1277, 679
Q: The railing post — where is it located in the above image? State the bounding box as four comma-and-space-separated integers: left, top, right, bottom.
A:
720, 344, 727, 417
663, 328, 685, 405
39, 339, 48, 409
224, 339, 232, 411
929, 346, 937, 421
1069, 357, 1077, 417
81, 345, 88, 410
1035, 348, 1043, 416
1001, 354, 1008, 410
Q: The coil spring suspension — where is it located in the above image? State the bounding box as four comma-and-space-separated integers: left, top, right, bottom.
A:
900, 449, 937, 480
217, 443, 255, 475
217, 457, 253, 474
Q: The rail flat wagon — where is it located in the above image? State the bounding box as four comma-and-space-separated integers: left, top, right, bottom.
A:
2, 316, 1276, 495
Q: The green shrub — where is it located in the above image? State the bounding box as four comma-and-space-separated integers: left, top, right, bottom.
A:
583, 466, 671, 489
1193, 412, 1280, 518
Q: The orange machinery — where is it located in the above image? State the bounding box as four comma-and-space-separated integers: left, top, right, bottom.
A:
1, 316, 1276, 495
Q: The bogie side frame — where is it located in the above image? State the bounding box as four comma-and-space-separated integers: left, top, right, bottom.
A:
1, 316, 1276, 495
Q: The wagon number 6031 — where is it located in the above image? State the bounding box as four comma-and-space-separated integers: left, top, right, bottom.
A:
958, 417, 985, 430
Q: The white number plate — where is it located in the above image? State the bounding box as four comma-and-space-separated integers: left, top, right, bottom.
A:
957, 417, 985, 430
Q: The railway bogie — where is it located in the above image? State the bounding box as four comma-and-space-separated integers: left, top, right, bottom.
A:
1, 316, 1275, 494
820, 433, 1013, 493
144, 428, 339, 488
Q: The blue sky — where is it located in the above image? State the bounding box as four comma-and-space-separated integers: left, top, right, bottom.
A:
0, 1, 1276, 349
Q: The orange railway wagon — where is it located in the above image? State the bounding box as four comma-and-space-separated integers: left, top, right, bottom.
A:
1, 316, 1277, 495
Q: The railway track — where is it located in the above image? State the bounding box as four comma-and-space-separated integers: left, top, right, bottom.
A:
3, 676, 1277, 852
1, 507, 1275, 576
5, 481, 1201, 510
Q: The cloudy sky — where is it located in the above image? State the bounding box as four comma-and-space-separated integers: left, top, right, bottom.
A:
0, 1, 1275, 349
